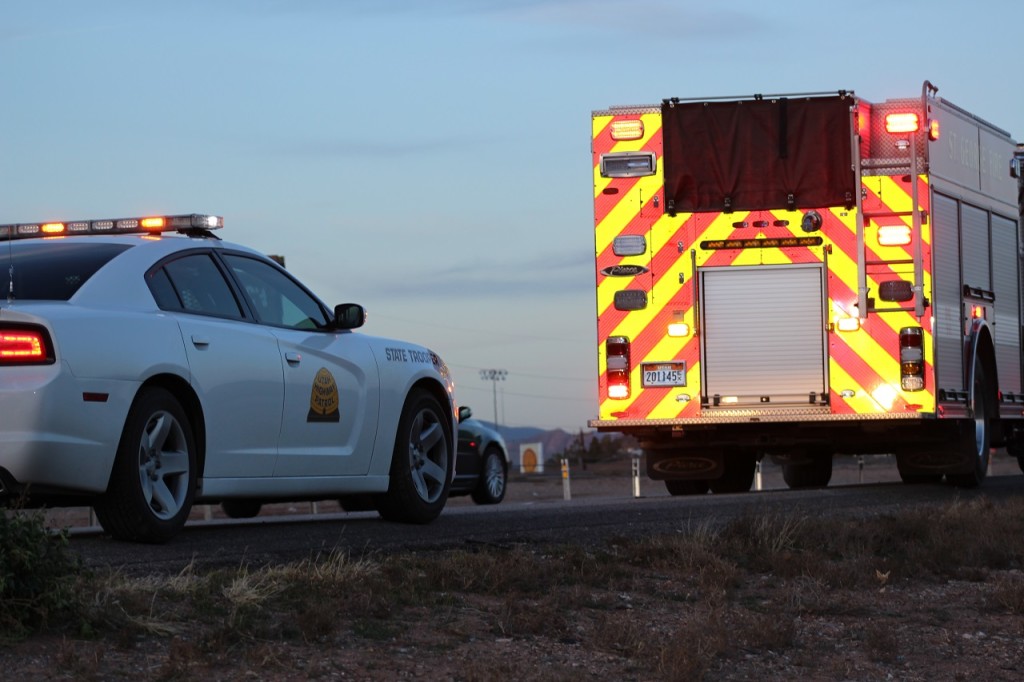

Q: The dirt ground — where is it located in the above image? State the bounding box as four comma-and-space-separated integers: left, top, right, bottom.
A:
7, 453, 1024, 681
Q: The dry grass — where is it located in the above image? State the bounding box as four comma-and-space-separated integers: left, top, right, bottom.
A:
5, 497, 1024, 680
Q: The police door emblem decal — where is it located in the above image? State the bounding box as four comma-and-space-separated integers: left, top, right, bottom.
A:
307, 367, 340, 422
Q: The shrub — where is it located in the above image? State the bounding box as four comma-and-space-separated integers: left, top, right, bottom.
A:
0, 510, 84, 637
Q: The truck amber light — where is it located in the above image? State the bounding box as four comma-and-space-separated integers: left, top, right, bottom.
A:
885, 112, 919, 133
0, 332, 45, 360
899, 326, 924, 391
610, 119, 644, 141
606, 336, 631, 399
928, 119, 940, 141
877, 224, 911, 246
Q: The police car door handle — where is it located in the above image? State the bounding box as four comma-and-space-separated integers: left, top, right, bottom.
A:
285, 352, 301, 364
190, 335, 210, 348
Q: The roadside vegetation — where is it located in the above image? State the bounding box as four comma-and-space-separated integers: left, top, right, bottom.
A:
4, 497, 1024, 679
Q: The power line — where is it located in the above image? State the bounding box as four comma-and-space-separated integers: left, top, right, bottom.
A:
448, 362, 590, 383
456, 385, 593, 401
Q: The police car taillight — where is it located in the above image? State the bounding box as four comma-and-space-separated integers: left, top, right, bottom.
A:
606, 336, 631, 400
0, 213, 223, 240
0, 327, 54, 365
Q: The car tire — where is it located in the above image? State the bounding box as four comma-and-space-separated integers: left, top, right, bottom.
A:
375, 390, 452, 524
471, 446, 507, 505
708, 450, 757, 494
665, 479, 710, 496
947, 355, 991, 488
221, 500, 262, 519
782, 453, 833, 489
94, 387, 196, 543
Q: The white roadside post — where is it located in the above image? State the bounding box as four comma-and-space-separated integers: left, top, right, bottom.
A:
755, 460, 763, 491
631, 453, 642, 498
561, 457, 571, 500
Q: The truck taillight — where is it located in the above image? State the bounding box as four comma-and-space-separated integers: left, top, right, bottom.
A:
606, 336, 631, 399
899, 327, 924, 391
0, 327, 54, 365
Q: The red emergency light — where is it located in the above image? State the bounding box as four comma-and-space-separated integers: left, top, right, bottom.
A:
885, 113, 920, 134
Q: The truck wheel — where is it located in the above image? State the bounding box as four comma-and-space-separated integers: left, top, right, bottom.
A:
782, 453, 832, 489
94, 387, 196, 543
898, 472, 943, 485
665, 479, 709, 496
1008, 437, 1024, 474
947, 356, 991, 488
375, 390, 452, 524
709, 450, 756, 494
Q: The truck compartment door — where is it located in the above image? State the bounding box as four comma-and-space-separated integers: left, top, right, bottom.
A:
699, 264, 827, 408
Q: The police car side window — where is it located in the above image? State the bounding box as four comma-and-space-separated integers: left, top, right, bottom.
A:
222, 254, 329, 330
147, 268, 181, 310
160, 254, 244, 319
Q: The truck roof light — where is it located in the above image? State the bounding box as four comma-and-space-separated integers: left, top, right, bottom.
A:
0, 213, 223, 241
610, 119, 644, 141
885, 112, 919, 134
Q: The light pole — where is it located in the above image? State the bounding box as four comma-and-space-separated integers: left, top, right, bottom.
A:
479, 368, 507, 426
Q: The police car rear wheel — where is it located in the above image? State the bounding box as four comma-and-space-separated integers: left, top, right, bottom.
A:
376, 390, 452, 524
94, 387, 196, 543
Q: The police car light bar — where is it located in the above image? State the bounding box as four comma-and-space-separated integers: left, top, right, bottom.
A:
0, 213, 224, 240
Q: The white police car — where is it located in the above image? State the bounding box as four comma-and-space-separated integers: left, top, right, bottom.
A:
0, 214, 457, 543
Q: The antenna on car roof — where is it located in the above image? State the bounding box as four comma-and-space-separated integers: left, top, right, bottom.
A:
6, 233, 13, 303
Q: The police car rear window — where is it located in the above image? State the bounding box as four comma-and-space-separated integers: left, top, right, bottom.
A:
3, 242, 131, 300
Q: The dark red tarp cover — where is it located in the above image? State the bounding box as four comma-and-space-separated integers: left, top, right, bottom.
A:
661, 95, 855, 214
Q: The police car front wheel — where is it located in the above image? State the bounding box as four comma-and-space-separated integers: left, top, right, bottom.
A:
376, 390, 452, 524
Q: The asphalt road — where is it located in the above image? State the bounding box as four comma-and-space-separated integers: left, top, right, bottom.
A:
68, 472, 1024, 576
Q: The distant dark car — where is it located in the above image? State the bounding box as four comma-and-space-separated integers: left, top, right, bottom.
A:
450, 406, 509, 504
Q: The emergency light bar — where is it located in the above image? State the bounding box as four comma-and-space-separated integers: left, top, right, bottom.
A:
0, 213, 223, 241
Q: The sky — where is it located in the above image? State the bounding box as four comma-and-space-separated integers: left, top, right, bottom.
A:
2, 1, 1022, 431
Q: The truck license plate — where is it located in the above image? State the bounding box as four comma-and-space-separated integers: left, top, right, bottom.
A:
642, 362, 687, 387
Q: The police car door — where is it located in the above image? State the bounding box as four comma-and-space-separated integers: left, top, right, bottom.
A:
221, 254, 380, 477
148, 252, 283, 478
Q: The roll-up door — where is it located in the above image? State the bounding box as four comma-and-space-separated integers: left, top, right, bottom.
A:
700, 264, 827, 407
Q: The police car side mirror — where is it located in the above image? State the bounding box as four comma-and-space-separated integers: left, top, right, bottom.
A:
458, 406, 473, 422
333, 303, 365, 330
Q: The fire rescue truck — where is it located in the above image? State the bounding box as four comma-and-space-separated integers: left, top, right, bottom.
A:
590, 81, 1024, 494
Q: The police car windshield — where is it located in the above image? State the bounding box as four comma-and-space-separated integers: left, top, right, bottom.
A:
3, 241, 132, 301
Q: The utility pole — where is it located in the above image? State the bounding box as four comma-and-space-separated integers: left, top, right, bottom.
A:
479, 368, 507, 427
